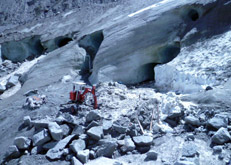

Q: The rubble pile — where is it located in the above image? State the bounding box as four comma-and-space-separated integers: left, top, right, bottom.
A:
23, 95, 46, 110
0, 60, 20, 77
3, 82, 231, 164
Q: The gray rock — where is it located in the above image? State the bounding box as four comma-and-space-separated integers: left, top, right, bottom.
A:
4, 145, 21, 160
79, 134, 88, 141
60, 124, 71, 137
55, 116, 66, 125
174, 160, 195, 165
207, 116, 228, 130
72, 125, 85, 136
89, 150, 96, 159
77, 149, 90, 164
70, 139, 86, 154
72, 156, 83, 165
23, 116, 31, 126
32, 129, 51, 146
46, 134, 76, 160
86, 111, 101, 123
31, 119, 51, 129
132, 135, 153, 146
62, 113, 79, 125
185, 116, 201, 126
87, 121, 100, 130
48, 122, 63, 141
113, 124, 127, 134
24, 89, 38, 96
211, 127, 231, 144
87, 126, 103, 141
63, 148, 70, 156
0, 83, 6, 93
103, 120, 113, 132
182, 142, 198, 157
85, 157, 125, 165
14, 136, 31, 149
6, 75, 19, 88
31, 146, 43, 155
186, 134, 195, 141
213, 146, 222, 154
96, 139, 118, 157
228, 125, 231, 131
167, 106, 182, 119
43, 141, 58, 150
120, 138, 135, 153
145, 150, 158, 161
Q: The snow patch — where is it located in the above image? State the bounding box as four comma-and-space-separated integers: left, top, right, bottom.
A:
20, 24, 42, 33
128, 0, 173, 17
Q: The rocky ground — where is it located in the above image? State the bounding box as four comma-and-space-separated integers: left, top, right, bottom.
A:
0, 0, 231, 165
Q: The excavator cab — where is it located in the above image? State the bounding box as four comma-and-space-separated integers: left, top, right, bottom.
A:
70, 81, 97, 109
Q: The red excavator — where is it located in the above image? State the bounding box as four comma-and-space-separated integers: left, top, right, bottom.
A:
69, 82, 98, 110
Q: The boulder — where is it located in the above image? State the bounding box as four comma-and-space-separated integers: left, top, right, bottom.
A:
87, 126, 103, 141
4, 145, 21, 160
31, 119, 51, 129
87, 121, 100, 130
31, 146, 43, 155
43, 141, 58, 150
96, 139, 118, 157
77, 149, 90, 164
185, 116, 201, 127
0, 83, 6, 93
62, 113, 79, 125
60, 124, 71, 137
207, 116, 228, 130
132, 136, 153, 146
102, 120, 113, 132
32, 129, 51, 146
70, 139, 86, 154
153, 123, 174, 134
61, 75, 72, 83
24, 89, 38, 97
182, 142, 198, 157
213, 146, 222, 154
72, 125, 85, 136
211, 127, 231, 144
120, 138, 135, 153
23, 116, 31, 126
14, 136, 31, 149
113, 124, 127, 134
46, 135, 76, 160
72, 156, 83, 165
166, 106, 182, 119
6, 75, 19, 88
144, 150, 158, 161
86, 111, 101, 123
48, 122, 63, 141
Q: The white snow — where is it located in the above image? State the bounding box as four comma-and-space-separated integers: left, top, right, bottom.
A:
20, 23, 42, 33
128, 0, 173, 17
63, 11, 74, 18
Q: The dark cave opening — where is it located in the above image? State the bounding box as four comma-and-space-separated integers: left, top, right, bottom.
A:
142, 44, 181, 83
79, 30, 104, 73
188, 9, 199, 21
158, 44, 181, 64
1, 35, 45, 63
56, 37, 73, 47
